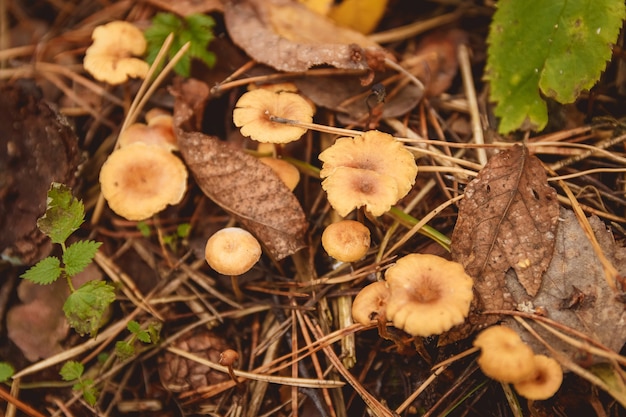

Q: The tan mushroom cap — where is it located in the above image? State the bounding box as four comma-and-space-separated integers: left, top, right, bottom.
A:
319, 131, 417, 217
204, 227, 262, 276
118, 122, 177, 151
473, 325, 536, 383
259, 157, 300, 191
513, 355, 563, 400
99, 142, 188, 221
384, 254, 473, 337
351, 281, 390, 326
322, 220, 370, 262
233, 89, 314, 144
83, 21, 149, 85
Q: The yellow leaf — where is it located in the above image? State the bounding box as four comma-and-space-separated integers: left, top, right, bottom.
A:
328, 0, 388, 34
297, 0, 334, 15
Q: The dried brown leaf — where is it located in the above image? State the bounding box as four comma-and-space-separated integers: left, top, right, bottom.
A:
506, 208, 626, 359
224, 0, 388, 73
451, 145, 560, 319
172, 79, 307, 260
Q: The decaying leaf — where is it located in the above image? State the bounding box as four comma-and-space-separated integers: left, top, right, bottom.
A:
224, 0, 388, 73
172, 79, 308, 260
295, 30, 465, 125
506, 208, 626, 360
451, 145, 560, 323
0, 80, 80, 265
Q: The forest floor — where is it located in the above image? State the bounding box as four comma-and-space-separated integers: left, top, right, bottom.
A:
1, 1, 626, 416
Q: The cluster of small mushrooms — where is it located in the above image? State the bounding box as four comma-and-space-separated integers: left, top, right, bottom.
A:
87, 20, 563, 403
473, 325, 563, 400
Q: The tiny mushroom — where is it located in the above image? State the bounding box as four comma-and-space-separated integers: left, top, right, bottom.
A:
117, 120, 177, 151
319, 130, 417, 217
383, 254, 473, 337
83, 21, 149, 85
204, 227, 262, 300
321, 219, 370, 262
99, 142, 188, 221
233, 89, 315, 144
351, 281, 390, 327
259, 157, 300, 191
473, 325, 537, 384
513, 354, 563, 400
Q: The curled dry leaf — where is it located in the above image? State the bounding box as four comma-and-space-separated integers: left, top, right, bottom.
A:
450, 145, 560, 330
172, 79, 307, 260
224, 0, 388, 73
506, 208, 626, 360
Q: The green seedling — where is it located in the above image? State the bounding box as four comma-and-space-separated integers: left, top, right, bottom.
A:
144, 12, 216, 77
60, 361, 98, 407
115, 320, 162, 360
20, 183, 115, 337
486, 0, 625, 133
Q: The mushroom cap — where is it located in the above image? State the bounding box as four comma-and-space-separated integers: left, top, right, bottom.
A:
259, 157, 300, 191
83, 21, 149, 85
99, 142, 188, 221
204, 227, 262, 276
351, 281, 390, 326
473, 325, 536, 383
118, 122, 177, 151
320, 166, 399, 217
513, 355, 563, 400
319, 131, 417, 216
384, 254, 473, 337
233, 89, 314, 143
321, 220, 370, 262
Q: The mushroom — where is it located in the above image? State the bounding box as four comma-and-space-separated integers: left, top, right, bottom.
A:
383, 254, 473, 337
259, 157, 300, 191
351, 281, 390, 327
319, 130, 417, 217
473, 325, 536, 383
233, 89, 315, 144
99, 142, 188, 221
204, 227, 262, 300
321, 220, 370, 263
83, 21, 149, 85
513, 354, 563, 400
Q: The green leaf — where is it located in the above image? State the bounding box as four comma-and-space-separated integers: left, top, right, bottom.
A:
115, 341, 135, 360
486, 0, 626, 133
148, 322, 162, 344
136, 221, 151, 237
177, 223, 191, 238
60, 360, 84, 381
20, 256, 62, 284
136, 329, 151, 344
82, 382, 98, 407
63, 240, 102, 277
63, 281, 116, 337
37, 183, 85, 244
0, 362, 14, 382
127, 320, 141, 334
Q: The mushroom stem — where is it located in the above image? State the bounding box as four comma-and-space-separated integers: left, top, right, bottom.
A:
219, 349, 243, 389
231, 275, 244, 301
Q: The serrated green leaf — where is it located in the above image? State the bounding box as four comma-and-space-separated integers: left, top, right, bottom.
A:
148, 322, 162, 344
63, 281, 116, 337
0, 362, 14, 382
21, 257, 62, 284
136, 330, 151, 344
115, 341, 135, 360
487, 0, 625, 133
127, 319, 141, 334
37, 183, 85, 244
82, 383, 98, 407
60, 360, 84, 381
63, 240, 102, 277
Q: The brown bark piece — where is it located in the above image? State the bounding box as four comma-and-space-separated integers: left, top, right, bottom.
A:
224, 0, 387, 73
451, 145, 560, 316
172, 79, 307, 260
